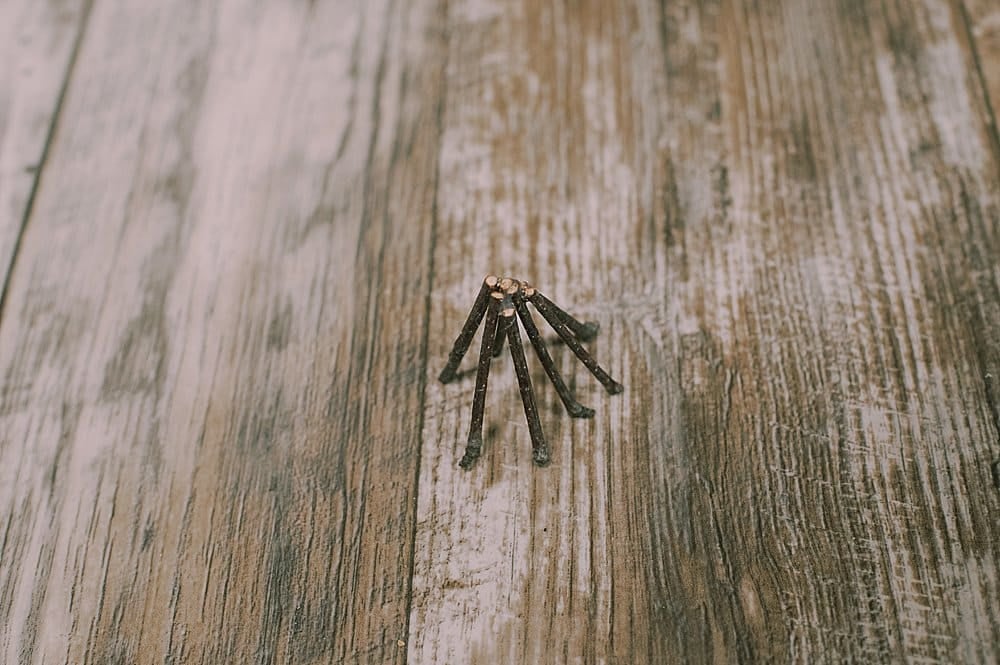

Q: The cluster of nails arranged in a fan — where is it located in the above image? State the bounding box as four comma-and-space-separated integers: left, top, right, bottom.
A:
439, 275, 623, 468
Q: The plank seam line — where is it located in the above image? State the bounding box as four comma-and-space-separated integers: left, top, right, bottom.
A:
955, 0, 1000, 163
0, 0, 97, 327
403, 0, 450, 657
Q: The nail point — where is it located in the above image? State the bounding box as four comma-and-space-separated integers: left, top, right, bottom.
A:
460, 438, 482, 469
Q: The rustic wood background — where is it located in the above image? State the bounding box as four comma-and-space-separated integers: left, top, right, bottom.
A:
2, 0, 999, 663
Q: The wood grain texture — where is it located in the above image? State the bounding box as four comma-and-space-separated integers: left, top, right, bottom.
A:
0, 0, 89, 288
0, 0, 998, 663
0, 0, 445, 663
411, 1, 670, 661
411, 0, 1000, 662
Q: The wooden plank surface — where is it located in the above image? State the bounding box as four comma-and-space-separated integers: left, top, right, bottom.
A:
411, 0, 1000, 662
0, 0, 998, 663
0, 1, 445, 663
411, 2, 673, 662
0, 0, 89, 288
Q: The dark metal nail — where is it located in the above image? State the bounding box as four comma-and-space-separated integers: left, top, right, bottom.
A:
491, 278, 520, 357
459, 291, 504, 469
504, 296, 550, 466
491, 314, 507, 358
440, 275, 499, 384
531, 290, 600, 341
444, 275, 622, 469
528, 289, 623, 394
514, 287, 594, 418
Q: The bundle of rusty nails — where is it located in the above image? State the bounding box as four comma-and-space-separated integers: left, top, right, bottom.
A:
439, 275, 623, 468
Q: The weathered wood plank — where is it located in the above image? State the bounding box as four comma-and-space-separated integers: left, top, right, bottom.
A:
658, 0, 1000, 660
0, 1, 445, 663
410, 1, 693, 661
411, 0, 1000, 662
0, 0, 89, 291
